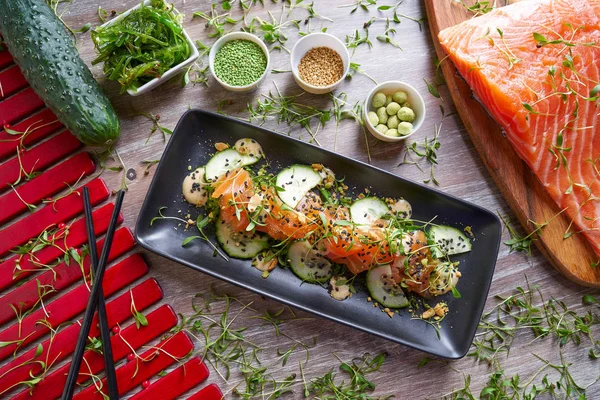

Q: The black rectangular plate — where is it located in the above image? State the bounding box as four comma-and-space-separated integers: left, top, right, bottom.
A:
135, 109, 501, 359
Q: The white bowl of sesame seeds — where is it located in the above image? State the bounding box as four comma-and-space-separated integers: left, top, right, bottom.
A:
290, 33, 350, 95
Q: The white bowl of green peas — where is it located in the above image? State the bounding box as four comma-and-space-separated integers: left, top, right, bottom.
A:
364, 81, 425, 142
209, 32, 270, 92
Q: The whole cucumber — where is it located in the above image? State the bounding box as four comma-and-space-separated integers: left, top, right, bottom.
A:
0, 0, 120, 147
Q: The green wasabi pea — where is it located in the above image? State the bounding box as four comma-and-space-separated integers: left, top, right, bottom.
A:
398, 121, 413, 135
397, 107, 416, 122
372, 92, 386, 108
402, 101, 411, 109
392, 91, 408, 104
376, 107, 388, 124
386, 102, 401, 116
375, 124, 389, 134
387, 115, 399, 129
385, 94, 393, 105
367, 111, 379, 126
386, 128, 399, 137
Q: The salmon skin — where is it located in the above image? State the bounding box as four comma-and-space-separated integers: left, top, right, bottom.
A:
438, 0, 600, 255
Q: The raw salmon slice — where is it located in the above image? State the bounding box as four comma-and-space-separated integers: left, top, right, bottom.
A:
438, 0, 600, 255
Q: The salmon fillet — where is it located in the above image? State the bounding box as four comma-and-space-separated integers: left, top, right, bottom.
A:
438, 0, 600, 254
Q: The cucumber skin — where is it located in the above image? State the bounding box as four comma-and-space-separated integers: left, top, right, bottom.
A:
0, 0, 120, 147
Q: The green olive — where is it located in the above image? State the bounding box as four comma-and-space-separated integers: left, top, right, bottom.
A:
397, 107, 416, 122
392, 91, 408, 104
376, 107, 388, 124
375, 124, 389, 134
386, 102, 401, 116
397, 122, 413, 135
367, 111, 379, 126
372, 92, 386, 108
387, 115, 399, 129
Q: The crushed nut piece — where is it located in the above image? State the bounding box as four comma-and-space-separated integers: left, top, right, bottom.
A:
422, 308, 436, 319
434, 302, 449, 317
215, 142, 229, 151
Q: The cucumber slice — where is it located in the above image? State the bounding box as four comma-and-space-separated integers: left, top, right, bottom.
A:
275, 165, 322, 208
350, 197, 389, 225
429, 225, 472, 257
366, 264, 409, 308
288, 240, 332, 283
215, 218, 269, 259
204, 149, 260, 182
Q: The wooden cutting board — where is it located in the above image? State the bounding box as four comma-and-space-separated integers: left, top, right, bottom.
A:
424, 0, 600, 287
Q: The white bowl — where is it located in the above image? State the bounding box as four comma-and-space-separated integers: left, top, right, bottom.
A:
98, 0, 199, 97
363, 81, 426, 142
208, 32, 270, 92
290, 33, 350, 95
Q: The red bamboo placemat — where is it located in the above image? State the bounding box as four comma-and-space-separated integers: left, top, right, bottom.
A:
0, 47, 221, 400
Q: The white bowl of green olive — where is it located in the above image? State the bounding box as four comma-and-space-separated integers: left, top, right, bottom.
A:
363, 81, 425, 142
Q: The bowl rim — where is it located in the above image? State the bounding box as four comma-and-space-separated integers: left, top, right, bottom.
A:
363, 80, 426, 142
290, 32, 351, 91
98, 0, 199, 96
208, 32, 271, 91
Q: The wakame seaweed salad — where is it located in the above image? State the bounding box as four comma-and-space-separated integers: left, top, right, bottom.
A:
91, 0, 191, 93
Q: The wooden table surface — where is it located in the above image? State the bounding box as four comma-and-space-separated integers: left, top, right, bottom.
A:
50, 0, 600, 398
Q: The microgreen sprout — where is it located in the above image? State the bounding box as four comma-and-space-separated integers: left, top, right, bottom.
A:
244, 9, 300, 52
347, 62, 378, 84
470, 278, 600, 366
138, 113, 173, 143
0, 119, 59, 149
338, 0, 378, 14
453, 0, 501, 16
399, 108, 444, 185
193, 3, 239, 38
424, 56, 449, 100
306, 352, 392, 398
247, 83, 331, 146
141, 159, 160, 176
46, 0, 91, 41
9, 185, 37, 211
130, 289, 148, 329
330, 92, 372, 162
498, 208, 566, 255
375, 18, 402, 50
345, 28, 373, 55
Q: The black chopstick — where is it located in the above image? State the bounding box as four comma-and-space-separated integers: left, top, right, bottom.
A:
81, 187, 119, 400
62, 189, 125, 400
